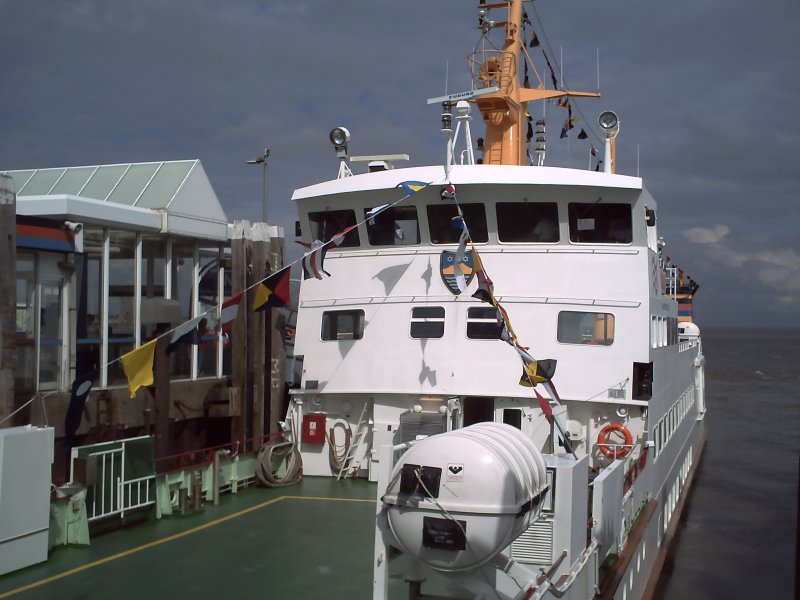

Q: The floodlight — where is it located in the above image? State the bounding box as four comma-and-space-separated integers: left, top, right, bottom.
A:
598, 110, 619, 131
329, 127, 350, 147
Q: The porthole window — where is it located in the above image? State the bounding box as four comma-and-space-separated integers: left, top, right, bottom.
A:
321, 309, 365, 341
466, 306, 501, 339
410, 306, 445, 339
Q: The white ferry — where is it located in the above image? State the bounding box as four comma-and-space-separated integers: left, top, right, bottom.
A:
285, 2, 706, 598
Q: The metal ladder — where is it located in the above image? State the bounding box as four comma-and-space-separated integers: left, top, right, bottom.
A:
336, 401, 371, 480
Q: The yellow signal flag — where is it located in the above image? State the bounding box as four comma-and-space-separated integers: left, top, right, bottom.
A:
121, 339, 157, 398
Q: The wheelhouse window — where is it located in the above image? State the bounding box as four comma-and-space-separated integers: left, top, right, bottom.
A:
568, 202, 632, 244
497, 202, 559, 242
557, 311, 615, 345
410, 306, 445, 338
309, 210, 359, 247
364, 205, 420, 246
321, 309, 365, 341
466, 306, 501, 339
427, 204, 488, 244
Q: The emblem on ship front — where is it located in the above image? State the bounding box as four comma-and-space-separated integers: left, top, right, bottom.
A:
440, 251, 475, 295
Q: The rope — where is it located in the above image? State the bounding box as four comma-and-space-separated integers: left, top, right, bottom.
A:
326, 424, 352, 476
255, 438, 302, 487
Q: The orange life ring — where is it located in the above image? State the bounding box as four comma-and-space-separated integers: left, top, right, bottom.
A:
597, 423, 633, 459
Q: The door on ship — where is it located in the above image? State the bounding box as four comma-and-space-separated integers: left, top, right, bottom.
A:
462, 396, 494, 426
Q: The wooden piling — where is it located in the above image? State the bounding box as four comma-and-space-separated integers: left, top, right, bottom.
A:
0, 176, 16, 419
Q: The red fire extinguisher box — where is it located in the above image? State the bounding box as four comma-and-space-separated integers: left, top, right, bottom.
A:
302, 413, 327, 445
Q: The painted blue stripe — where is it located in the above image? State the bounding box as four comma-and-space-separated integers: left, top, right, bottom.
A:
17, 235, 75, 252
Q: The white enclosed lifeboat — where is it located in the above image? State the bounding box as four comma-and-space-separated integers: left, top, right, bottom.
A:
381, 422, 549, 572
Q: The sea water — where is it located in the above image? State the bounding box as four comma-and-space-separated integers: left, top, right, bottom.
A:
657, 328, 800, 599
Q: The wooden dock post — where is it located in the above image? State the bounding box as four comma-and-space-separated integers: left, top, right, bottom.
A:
0, 176, 16, 419
268, 234, 285, 436
230, 221, 249, 449
230, 220, 283, 449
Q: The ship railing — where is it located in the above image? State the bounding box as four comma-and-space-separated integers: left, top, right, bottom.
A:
69, 435, 157, 523
154, 433, 283, 475
468, 49, 516, 94
623, 444, 649, 494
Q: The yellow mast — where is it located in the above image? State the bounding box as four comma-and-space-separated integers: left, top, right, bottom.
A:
472, 0, 600, 166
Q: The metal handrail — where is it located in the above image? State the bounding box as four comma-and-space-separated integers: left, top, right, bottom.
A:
154, 433, 284, 475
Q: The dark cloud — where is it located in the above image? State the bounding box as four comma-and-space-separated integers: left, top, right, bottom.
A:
1, 0, 798, 327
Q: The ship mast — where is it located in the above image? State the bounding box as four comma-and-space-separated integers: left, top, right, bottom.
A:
472, 0, 600, 166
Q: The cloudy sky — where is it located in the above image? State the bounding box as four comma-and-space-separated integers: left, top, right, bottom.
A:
1, 0, 798, 328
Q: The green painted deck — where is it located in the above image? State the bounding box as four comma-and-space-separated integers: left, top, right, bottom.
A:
0, 478, 466, 600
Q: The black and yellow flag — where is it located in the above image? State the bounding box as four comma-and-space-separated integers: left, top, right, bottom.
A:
253, 268, 291, 311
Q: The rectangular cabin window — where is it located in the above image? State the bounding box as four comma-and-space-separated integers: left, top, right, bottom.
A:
364, 205, 420, 246
427, 204, 488, 244
497, 202, 559, 243
568, 202, 632, 244
309, 210, 359, 247
321, 309, 365, 341
557, 311, 615, 345
466, 306, 501, 339
503, 408, 523, 429
410, 306, 445, 338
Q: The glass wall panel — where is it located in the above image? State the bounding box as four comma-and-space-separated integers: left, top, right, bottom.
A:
141, 237, 166, 300
38, 279, 63, 391
107, 231, 137, 385
198, 246, 225, 377
77, 228, 103, 377
15, 252, 36, 397
171, 240, 196, 378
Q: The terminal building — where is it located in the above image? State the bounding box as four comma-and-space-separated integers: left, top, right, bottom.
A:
0, 162, 285, 470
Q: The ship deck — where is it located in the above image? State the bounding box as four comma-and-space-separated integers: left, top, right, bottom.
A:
0, 477, 467, 600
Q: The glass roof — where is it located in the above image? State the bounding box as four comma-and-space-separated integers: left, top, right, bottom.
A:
3, 160, 228, 239
2, 160, 199, 210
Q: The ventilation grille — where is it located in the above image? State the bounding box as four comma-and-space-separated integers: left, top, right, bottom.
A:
511, 519, 553, 564
398, 411, 447, 443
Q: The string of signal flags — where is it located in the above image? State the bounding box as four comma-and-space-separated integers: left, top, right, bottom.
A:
520, 9, 602, 170
6, 177, 574, 458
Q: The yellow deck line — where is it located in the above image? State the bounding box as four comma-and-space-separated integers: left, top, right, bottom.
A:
283, 495, 376, 503
0, 494, 375, 599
